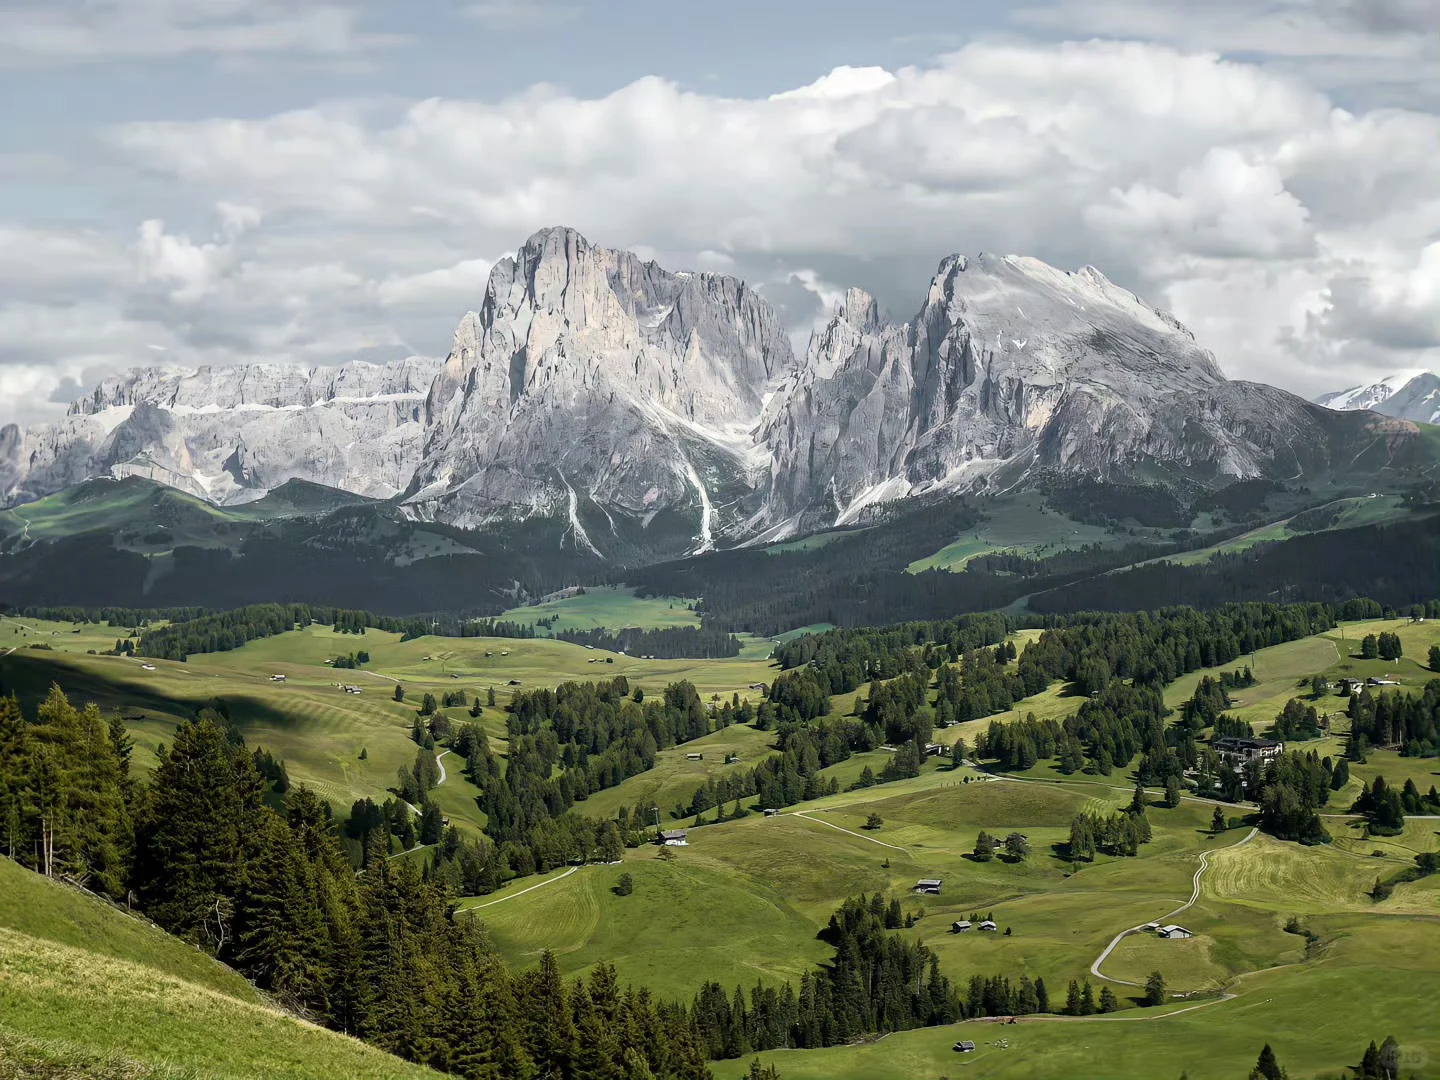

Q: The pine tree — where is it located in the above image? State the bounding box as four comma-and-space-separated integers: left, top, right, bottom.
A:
1065, 979, 1081, 1015
0, 696, 33, 861
972, 830, 996, 862
134, 716, 267, 947
1099, 986, 1117, 1013
1212, 805, 1226, 834
1249, 1042, 1287, 1080
1144, 970, 1166, 1007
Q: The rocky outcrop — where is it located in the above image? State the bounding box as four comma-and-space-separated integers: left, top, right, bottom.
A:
3, 358, 440, 506
405, 227, 791, 543
758, 253, 1232, 530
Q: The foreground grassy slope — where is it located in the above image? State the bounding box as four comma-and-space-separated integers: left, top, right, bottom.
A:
0, 858, 444, 1080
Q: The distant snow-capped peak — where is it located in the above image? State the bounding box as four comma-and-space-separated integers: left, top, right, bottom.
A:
1314, 370, 1429, 412
1316, 369, 1440, 424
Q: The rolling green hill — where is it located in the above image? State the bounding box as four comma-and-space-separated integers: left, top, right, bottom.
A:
0, 857, 446, 1080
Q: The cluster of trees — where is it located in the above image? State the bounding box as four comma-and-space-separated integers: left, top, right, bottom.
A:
1347, 683, 1440, 758
453, 678, 756, 873
1254, 750, 1333, 844
556, 625, 742, 659
1352, 775, 1423, 835
772, 612, 1013, 682
0, 686, 751, 1078
1271, 698, 1324, 741
1066, 806, 1153, 860
130, 601, 750, 663
5, 604, 206, 627
1058, 978, 1127, 1014
674, 720, 854, 822
1359, 632, 1404, 661
688, 893, 964, 1056
330, 650, 370, 669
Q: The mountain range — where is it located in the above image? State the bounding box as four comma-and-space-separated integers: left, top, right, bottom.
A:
3, 226, 1437, 564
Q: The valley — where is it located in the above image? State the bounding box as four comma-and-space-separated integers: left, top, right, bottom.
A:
3, 603, 1438, 1078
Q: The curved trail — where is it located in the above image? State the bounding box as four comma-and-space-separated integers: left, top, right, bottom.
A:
435, 749, 450, 786
464, 865, 579, 910
792, 809, 910, 853
1091, 827, 1257, 986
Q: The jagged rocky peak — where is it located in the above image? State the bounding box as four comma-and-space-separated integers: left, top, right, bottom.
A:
409, 226, 792, 535
4, 356, 442, 509
426, 226, 788, 433
760, 250, 1238, 531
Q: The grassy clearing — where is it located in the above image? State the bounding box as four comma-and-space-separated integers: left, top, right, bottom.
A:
577, 723, 779, 821
497, 585, 701, 632
905, 494, 1123, 574
711, 960, 1440, 1080
0, 858, 443, 1080
0, 614, 145, 656
1162, 636, 1341, 732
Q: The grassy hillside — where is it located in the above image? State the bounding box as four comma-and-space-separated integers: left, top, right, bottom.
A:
498, 585, 702, 632
0, 624, 780, 836
905, 493, 1122, 573
0, 858, 445, 1080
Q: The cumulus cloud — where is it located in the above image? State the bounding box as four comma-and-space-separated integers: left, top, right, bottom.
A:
5, 34, 1440, 424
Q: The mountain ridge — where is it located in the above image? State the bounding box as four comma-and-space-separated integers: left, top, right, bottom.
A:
5, 227, 1438, 559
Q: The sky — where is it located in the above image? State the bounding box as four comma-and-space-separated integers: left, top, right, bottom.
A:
2, 0, 1439, 427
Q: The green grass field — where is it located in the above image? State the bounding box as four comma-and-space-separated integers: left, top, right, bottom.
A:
497, 585, 702, 632
0, 623, 782, 837
0, 857, 445, 1080
0, 612, 148, 655
906, 494, 1126, 573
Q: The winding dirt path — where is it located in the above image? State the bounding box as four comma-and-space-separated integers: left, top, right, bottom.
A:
435, 749, 450, 786
463, 865, 580, 910
1091, 827, 1258, 986
791, 809, 910, 853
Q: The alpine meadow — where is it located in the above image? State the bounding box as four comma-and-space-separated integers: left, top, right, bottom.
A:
4, 4, 1440, 1080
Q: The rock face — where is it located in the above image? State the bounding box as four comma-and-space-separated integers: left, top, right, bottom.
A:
2, 358, 440, 506
1317, 370, 1440, 425
760, 254, 1239, 531
405, 226, 791, 545
4, 228, 1432, 552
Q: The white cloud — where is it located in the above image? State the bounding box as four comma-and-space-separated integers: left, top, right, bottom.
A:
0, 0, 404, 66
6, 34, 1440, 424
1086, 148, 1314, 262
375, 258, 496, 307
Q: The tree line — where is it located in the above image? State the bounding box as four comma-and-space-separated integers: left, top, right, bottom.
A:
0, 685, 730, 1078
556, 625, 742, 659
